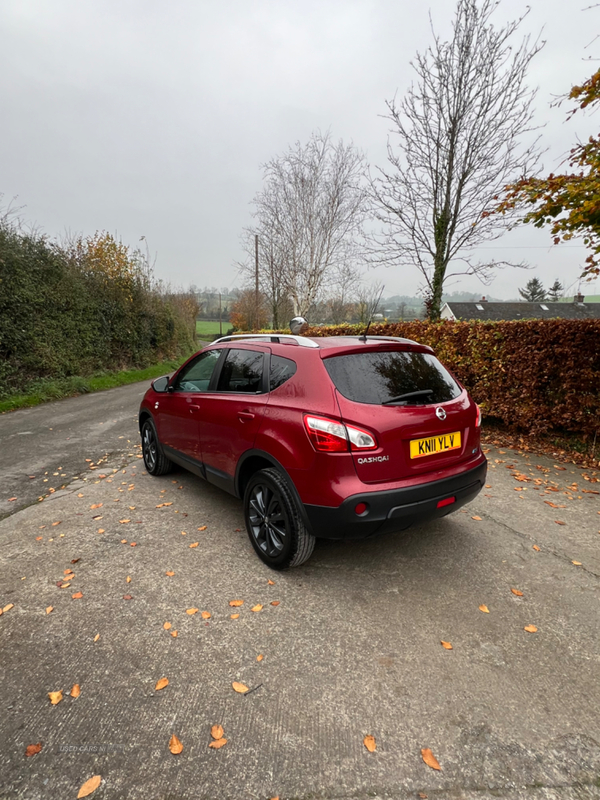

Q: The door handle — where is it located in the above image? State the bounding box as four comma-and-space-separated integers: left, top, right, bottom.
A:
190, 404, 200, 412
238, 410, 255, 422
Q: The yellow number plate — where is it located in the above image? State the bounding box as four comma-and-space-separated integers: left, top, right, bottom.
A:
410, 431, 461, 459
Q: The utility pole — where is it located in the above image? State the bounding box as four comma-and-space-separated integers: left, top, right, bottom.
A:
255, 234, 259, 330
219, 293, 222, 336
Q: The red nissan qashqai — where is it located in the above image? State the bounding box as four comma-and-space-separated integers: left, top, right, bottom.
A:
139, 333, 487, 569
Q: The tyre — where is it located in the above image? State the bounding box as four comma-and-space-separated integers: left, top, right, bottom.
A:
243, 468, 316, 569
141, 419, 173, 476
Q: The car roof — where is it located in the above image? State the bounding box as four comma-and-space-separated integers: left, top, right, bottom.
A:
208, 334, 433, 357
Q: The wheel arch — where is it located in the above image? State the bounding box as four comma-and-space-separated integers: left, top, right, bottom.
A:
138, 410, 152, 433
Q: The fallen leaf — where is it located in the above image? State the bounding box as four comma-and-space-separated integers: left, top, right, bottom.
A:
257, 654, 264, 662
270, 600, 280, 606
229, 600, 244, 607
165, 571, 175, 577
251, 604, 263, 612
163, 622, 172, 630
130, 542, 137, 547
230, 614, 240, 619
94, 633, 100, 642
163, 502, 173, 507
232, 681, 249, 694
169, 734, 183, 754
189, 542, 199, 548
25, 742, 42, 757
555, 520, 566, 525
77, 775, 102, 798
121, 539, 127, 544
155, 677, 169, 691
363, 735, 376, 752
170, 630, 178, 637
472, 516, 482, 521
71, 558, 80, 564
48, 690, 63, 705
36, 536, 43, 541
123, 594, 133, 600
46, 606, 53, 614
72, 592, 83, 599
201, 611, 211, 619
418, 793, 428, 799
198, 525, 207, 531
510, 588, 524, 597
62, 583, 71, 589
52, 521, 61, 527
126, 576, 131, 583
1, 603, 14, 613
98, 529, 105, 534
90, 503, 103, 510
8, 496, 17, 502
186, 608, 199, 615
119, 519, 131, 524
211, 724, 224, 740
479, 604, 489, 613
533, 545, 540, 551
524, 624, 538, 633
572, 560, 582, 566
421, 748, 441, 770
440, 640, 453, 650
267, 579, 275, 585
209, 737, 227, 749
70, 684, 81, 698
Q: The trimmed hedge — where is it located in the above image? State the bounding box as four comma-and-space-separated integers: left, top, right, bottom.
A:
300, 320, 600, 436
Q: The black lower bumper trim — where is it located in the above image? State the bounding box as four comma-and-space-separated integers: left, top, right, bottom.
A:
304, 458, 487, 540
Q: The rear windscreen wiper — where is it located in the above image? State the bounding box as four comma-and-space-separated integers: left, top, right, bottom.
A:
382, 389, 434, 405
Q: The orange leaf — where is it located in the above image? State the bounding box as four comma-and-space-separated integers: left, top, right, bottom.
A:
48, 690, 63, 705
533, 545, 540, 551
524, 624, 538, 633
198, 525, 207, 531
421, 748, 441, 770
155, 677, 169, 691
232, 681, 249, 694
126, 576, 131, 583
94, 633, 100, 642
251, 604, 263, 612
211, 724, 224, 740
163, 622, 172, 630
2, 603, 14, 613
555, 520, 566, 525
90, 504, 103, 510
257, 654, 264, 662
572, 560, 582, 566
189, 542, 199, 548
25, 742, 42, 757
46, 606, 53, 614
270, 600, 280, 606
98, 529, 105, 534
119, 519, 131, 524
170, 630, 178, 637
186, 607, 199, 615
472, 516, 482, 521
209, 737, 227, 749
52, 521, 61, 526
201, 611, 211, 619
510, 588, 524, 596
72, 592, 83, 599
229, 600, 244, 607
70, 684, 81, 698
169, 734, 183, 755
77, 775, 102, 798
440, 640, 453, 650
230, 613, 240, 619
267, 579, 275, 585
165, 571, 175, 577
123, 594, 133, 600
363, 735, 376, 752
479, 604, 489, 613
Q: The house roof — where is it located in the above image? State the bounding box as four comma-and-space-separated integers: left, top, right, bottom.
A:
441, 301, 600, 322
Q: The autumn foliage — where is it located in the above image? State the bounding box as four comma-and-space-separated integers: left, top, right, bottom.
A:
294, 320, 600, 436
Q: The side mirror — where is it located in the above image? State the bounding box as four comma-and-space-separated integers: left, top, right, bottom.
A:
152, 375, 170, 393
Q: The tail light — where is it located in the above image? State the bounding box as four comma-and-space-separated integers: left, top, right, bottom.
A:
304, 415, 377, 453
475, 404, 482, 428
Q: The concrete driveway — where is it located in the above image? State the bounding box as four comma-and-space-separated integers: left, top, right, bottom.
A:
1, 383, 599, 799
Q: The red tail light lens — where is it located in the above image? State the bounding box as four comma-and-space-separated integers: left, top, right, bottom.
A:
304, 416, 377, 453
437, 496, 456, 508
475, 404, 482, 428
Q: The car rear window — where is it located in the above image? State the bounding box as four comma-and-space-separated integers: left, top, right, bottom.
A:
324, 350, 461, 405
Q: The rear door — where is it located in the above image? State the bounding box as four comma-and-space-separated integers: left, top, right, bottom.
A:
198, 346, 269, 489
323, 347, 474, 484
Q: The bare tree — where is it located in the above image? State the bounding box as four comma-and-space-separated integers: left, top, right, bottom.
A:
371, 0, 543, 320
244, 131, 371, 319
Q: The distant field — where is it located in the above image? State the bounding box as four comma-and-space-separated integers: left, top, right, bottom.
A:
196, 320, 226, 339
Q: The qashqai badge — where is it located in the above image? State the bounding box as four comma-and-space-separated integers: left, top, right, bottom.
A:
436, 407, 447, 421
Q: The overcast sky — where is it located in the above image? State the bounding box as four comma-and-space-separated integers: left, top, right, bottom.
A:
1, 0, 599, 300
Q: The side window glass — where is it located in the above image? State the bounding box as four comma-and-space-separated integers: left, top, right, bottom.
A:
174, 350, 221, 392
270, 355, 297, 391
217, 349, 264, 393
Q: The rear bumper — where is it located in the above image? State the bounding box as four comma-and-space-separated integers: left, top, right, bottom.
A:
304, 457, 487, 539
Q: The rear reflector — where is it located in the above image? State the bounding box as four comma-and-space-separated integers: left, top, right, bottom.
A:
354, 502, 368, 515
437, 496, 456, 508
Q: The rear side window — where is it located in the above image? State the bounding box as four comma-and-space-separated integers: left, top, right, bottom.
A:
324, 350, 461, 405
217, 349, 264, 393
270, 355, 297, 391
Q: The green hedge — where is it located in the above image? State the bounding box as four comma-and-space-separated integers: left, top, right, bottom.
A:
297, 320, 600, 436
0, 223, 197, 399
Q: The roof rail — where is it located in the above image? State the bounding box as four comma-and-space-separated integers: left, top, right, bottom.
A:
212, 333, 319, 348
360, 335, 419, 345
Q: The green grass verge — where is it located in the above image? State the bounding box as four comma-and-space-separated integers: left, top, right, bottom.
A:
196, 319, 228, 338
0, 357, 191, 414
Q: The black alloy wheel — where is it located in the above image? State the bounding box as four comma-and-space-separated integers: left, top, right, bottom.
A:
141, 420, 173, 476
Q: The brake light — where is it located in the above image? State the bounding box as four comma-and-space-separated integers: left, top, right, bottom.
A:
475, 404, 482, 428
304, 416, 377, 452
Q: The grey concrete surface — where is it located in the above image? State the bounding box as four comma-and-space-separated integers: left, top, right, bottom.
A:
0, 388, 599, 800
